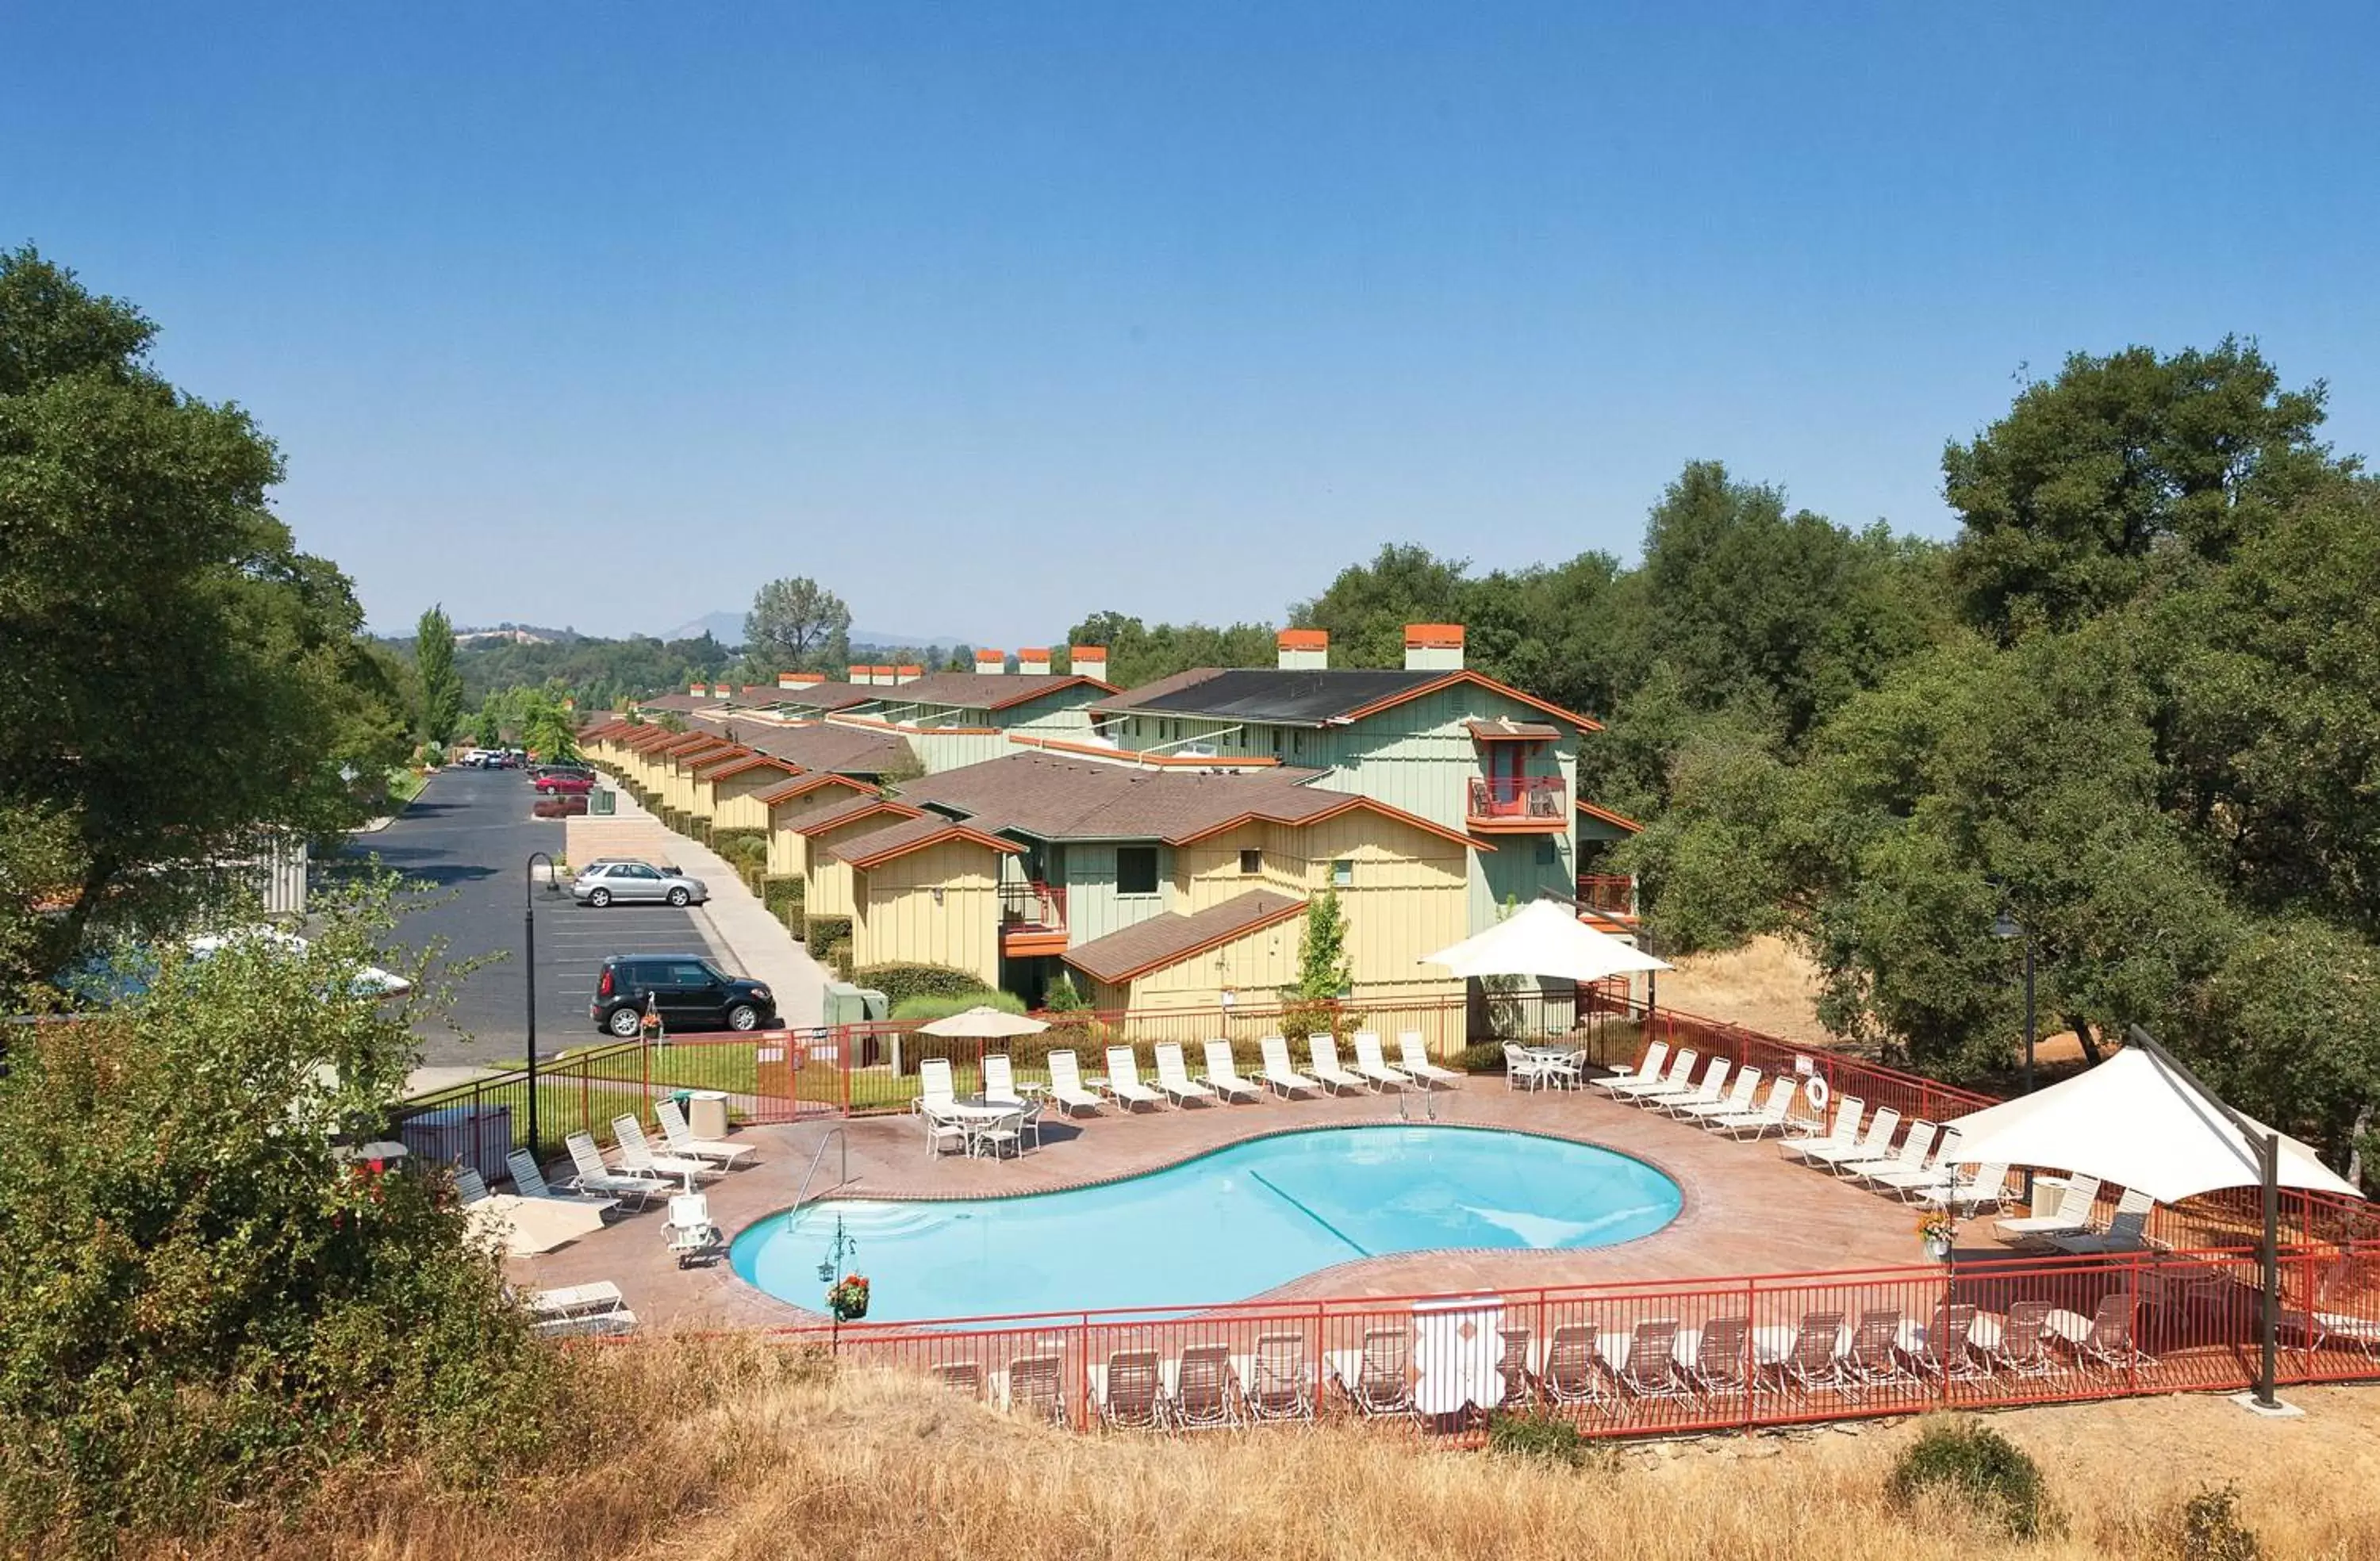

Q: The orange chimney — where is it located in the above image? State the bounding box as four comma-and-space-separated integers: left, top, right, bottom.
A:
1069, 644, 1108, 680
1403, 623, 1464, 670
976, 648, 1007, 675
1277, 628, 1329, 670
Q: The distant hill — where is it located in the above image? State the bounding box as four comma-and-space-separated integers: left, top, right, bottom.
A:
657, 609, 971, 653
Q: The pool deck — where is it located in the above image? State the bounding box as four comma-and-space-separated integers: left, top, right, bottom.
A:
511, 1082, 1941, 1329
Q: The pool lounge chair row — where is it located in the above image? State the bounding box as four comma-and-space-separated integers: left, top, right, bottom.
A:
1775, 1095, 2020, 1215
929, 1034, 1461, 1127
936, 1334, 1319, 1429
1595, 1043, 1812, 1141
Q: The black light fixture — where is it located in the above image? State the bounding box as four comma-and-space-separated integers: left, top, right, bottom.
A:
1990, 906, 2036, 1097
524, 851, 555, 1156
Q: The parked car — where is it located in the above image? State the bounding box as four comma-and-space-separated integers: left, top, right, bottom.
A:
533, 794, 589, 817
530, 763, 593, 783
585, 854, 678, 876
589, 953, 774, 1037
571, 861, 708, 907
534, 772, 594, 795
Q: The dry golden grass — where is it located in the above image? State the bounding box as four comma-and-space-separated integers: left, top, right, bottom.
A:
1659, 934, 1837, 1047
145, 1342, 2380, 1561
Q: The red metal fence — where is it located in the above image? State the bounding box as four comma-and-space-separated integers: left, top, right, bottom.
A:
757, 1244, 2380, 1436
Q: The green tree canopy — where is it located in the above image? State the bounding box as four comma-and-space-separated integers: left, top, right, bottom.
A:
413, 603, 462, 743
744, 576, 851, 672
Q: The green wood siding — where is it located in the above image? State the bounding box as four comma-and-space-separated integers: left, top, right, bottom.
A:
1058, 841, 1172, 945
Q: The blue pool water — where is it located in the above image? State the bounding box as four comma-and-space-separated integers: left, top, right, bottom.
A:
731, 1126, 1681, 1322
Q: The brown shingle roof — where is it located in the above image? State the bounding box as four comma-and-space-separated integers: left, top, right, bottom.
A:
756, 771, 877, 807
1464, 717, 1561, 742
846, 672, 1117, 713
636, 692, 749, 713
789, 796, 922, 838
726, 723, 914, 775
1062, 889, 1306, 984
740, 681, 878, 713
829, 815, 1022, 869
893, 754, 1482, 850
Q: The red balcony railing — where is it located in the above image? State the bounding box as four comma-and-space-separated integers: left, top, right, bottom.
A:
1578, 873, 1636, 917
1000, 879, 1067, 932
1467, 774, 1568, 823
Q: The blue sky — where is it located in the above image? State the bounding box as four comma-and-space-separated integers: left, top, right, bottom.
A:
8, 3, 2376, 643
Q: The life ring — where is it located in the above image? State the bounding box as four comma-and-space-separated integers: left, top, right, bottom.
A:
1804, 1074, 1830, 1112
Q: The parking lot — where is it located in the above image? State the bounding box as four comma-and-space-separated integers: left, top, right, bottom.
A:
359, 766, 723, 1066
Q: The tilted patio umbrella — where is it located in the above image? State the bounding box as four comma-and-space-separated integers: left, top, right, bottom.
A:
916, 1006, 1050, 1039
1946, 1026, 2363, 1413
1422, 898, 1672, 984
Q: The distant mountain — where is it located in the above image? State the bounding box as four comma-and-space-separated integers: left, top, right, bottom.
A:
656, 610, 972, 653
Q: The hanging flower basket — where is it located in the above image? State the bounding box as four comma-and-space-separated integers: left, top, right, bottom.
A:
826, 1273, 870, 1321
1916, 1213, 1956, 1262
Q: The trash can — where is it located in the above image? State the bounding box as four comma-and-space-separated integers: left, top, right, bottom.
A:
686, 1089, 731, 1141
589, 788, 616, 815
2030, 1176, 2066, 1220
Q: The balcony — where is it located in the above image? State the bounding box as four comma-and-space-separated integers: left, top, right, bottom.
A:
1000, 880, 1069, 957
1465, 774, 1569, 833
1577, 873, 1637, 921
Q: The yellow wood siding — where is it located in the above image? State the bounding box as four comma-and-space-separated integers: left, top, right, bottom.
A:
708, 768, 789, 831
850, 839, 1001, 985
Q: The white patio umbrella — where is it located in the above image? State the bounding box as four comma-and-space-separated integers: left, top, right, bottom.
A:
1944, 1045, 2359, 1205
463, 1194, 609, 1257
1422, 898, 1672, 984
916, 1006, 1050, 1039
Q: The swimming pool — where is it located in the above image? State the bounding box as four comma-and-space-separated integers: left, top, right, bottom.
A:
731, 1125, 1682, 1322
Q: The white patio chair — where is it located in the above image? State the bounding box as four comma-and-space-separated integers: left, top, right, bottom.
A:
1153, 1042, 1218, 1107
975, 1099, 1042, 1160
1589, 1039, 1668, 1095
564, 1131, 670, 1208
453, 1167, 492, 1205
1093, 1349, 1168, 1431
655, 1098, 756, 1169
1536, 1047, 1584, 1090
1306, 1035, 1368, 1095
1675, 1066, 1762, 1125
1200, 1040, 1263, 1103
660, 1191, 721, 1268
1609, 1047, 1699, 1103
1994, 1174, 2105, 1242
1844, 1120, 1938, 1184
1917, 1162, 2013, 1215
1237, 1332, 1315, 1421
1648, 1057, 1730, 1117
1713, 1075, 1798, 1137
1350, 1032, 1413, 1091
1868, 1128, 1964, 1197
612, 1115, 718, 1184
2046, 1291, 2153, 1370
1169, 1343, 1244, 1430
1044, 1049, 1107, 1115
2046, 1187, 2156, 1255
1798, 1107, 1900, 1172
507, 1149, 617, 1215
1779, 1096, 1864, 1161
1397, 1032, 1461, 1087
1538, 1323, 1603, 1406
1258, 1036, 1322, 1097
919, 1057, 958, 1113
1104, 1045, 1163, 1110
981, 1053, 1024, 1106
917, 1099, 969, 1158
1502, 1042, 1553, 1092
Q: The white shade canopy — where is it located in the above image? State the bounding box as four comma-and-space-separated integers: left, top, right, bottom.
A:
917, 1005, 1050, 1038
464, 1194, 609, 1256
1945, 1046, 2361, 1206
1422, 899, 1672, 984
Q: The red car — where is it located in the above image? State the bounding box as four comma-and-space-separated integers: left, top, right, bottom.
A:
534, 773, 594, 795
533, 794, 589, 818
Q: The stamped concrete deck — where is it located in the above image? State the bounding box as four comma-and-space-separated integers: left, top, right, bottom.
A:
512, 1082, 1934, 1329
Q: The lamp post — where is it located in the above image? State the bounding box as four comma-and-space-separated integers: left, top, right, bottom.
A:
525, 850, 555, 1156
1990, 909, 2036, 1097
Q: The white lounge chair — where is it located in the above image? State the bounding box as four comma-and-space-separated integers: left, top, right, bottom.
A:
565, 1132, 670, 1208
655, 1098, 756, 1169
1713, 1075, 1798, 1137
507, 1149, 618, 1215
1869, 1129, 1964, 1197
2045, 1187, 2156, 1254
1779, 1097, 1864, 1163
1397, 1032, 1461, 1087
1307, 1036, 1368, 1095
981, 1053, 1024, 1106
1590, 1040, 1668, 1095
1844, 1120, 1937, 1184
1200, 1040, 1263, 1103
1917, 1163, 2013, 1215
2046, 1291, 2152, 1369
1154, 1043, 1218, 1107
1093, 1349, 1168, 1431
612, 1115, 717, 1184
1104, 1045, 1163, 1110
528, 1280, 639, 1338
1648, 1057, 1731, 1116
1258, 1036, 1322, 1098
660, 1191, 721, 1268
1044, 1049, 1106, 1115
919, 1057, 959, 1113
1800, 1107, 1900, 1172
453, 1167, 492, 1205
1675, 1066, 1761, 1124
1995, 1174, 2105, 1242
1350, 1032, 1414, 1091
1169, 1343, 1243, 1430
1610, 1047, 1699, 1103
1236, 1332, 1315, 1421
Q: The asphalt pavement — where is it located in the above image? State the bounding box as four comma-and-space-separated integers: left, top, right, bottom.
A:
356, 768, 720, 1066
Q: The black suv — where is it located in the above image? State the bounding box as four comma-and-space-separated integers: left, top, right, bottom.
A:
590, 954, 776, 1037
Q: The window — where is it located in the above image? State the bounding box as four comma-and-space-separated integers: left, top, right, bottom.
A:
1537, 838, 1559, 866
1116, 846, 1159, 896
1292, 730, 1305, 755
1331, 858, 1353, 888
1239, 848, 1262, 876
1270, 728, 1283, 757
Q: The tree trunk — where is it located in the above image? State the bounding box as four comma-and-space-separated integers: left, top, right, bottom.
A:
2347, 1102, 2374, 1188
2066, 1013, 2103, 1066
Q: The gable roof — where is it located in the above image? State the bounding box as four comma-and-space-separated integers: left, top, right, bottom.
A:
1061, 889, 1306, 984
739, 680, 878, 713
1093, 665, 1601, 732
892, 753, 1484, 851
700, 754, 802, 785
757, 771, 879, 807
831, 816, 1023, 870
1576, 799, 1643, 833
723, 721, 915, 775
787, 796, 923, 838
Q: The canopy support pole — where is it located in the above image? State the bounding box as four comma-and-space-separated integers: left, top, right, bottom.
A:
2125, 1025, 2286, 1412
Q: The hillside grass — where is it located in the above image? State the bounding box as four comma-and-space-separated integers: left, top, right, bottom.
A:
137, 1344, 2380, 1561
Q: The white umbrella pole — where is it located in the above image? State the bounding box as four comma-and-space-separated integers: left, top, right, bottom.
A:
2125, 1024, 2284, 1412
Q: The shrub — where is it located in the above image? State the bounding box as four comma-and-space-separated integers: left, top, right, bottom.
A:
889, 991, 1026, 1023
762, 875, 804, 928
1485, 1410, 1601, 1469
713, 830, 768, 867
852, 961, 992, 1006
827, 938, 852, 979
1042, 969, 1090, 1011
1886, 1418, 2051, 1539
2178, 1485, 2262, 1560
805, 916, 852, 962
1454, 1041, 1509, 1075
